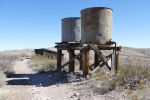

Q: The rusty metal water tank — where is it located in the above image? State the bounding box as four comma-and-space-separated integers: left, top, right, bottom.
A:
62, 17, 81, 42
81, 7, 112, 44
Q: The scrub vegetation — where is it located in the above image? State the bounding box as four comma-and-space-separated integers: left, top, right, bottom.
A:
0, 53, 19, 74
0, 52, 20, 87
28, 55, 57, 72
92, 64, 150, 99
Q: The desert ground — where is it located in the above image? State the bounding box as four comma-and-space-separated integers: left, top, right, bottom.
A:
0, 47, 150, 100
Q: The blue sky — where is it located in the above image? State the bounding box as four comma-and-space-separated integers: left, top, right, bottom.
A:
0, 0, 150, 50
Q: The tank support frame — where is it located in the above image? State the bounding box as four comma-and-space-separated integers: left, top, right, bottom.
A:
55, 42, 121, 78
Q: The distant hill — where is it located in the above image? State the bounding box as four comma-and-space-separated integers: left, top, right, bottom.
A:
120, 47, 150, 67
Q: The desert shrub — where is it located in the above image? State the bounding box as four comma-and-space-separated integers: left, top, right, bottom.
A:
0, 72, 6, 87
126, 84, 150, 100
94, 65, 150, 95
92, 70, 106, 78
0, 53, 19, 87
0, 53, 19, 74
28, 55, 57, 72
107, 65, 150, 90
20, 52, 29, 57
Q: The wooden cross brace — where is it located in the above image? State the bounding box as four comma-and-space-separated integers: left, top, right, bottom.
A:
89, 44, 111, 70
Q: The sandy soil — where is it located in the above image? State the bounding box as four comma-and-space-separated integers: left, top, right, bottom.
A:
0, 59, 74, 100
0, 58, 131, 100
0, 47, 150, 100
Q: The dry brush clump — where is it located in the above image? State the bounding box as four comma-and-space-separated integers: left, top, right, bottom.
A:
0, 72, 6, 87
108, 65, 150, 90
20, 52, 30, 58
28, 55, 57, 72
0, 53, 19, 87
92, 64, 150, 96
0, 53, 19, 74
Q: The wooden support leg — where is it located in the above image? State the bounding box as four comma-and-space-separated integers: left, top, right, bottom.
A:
94, 52, 99, 68
68, 49, 75, 73
116, 52, 120, 72
111, 50, 116, 76
111, 49, 120, 76
79, 50, 83, 70
82, 49, 89, 78
57, 49, 62, 70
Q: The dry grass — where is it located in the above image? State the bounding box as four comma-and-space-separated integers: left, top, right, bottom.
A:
0, 72, 6, 87
107, 65, 150, 90
125, 82, 150, 100
28, 55, 57, 72
20, 52, 30, 58
0, 52, 19, 87
92, 64, 150, 97
92, 70, 106, 78
0, 53, 19, 74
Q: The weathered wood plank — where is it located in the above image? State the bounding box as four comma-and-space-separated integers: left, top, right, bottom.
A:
57, 49, 62, 70
89, 53, 113, 70
79, 50, 83, 70
94, 52, 99, 68
116, 52, 120, 72
68, 49, 75, 73
82, 49, 89, 78
58, 52, 83, 70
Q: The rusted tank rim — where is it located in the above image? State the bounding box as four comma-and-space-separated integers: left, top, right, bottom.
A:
81, 7, 113, 12
62, 17, 80, 21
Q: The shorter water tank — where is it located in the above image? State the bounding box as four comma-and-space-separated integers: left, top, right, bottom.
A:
81, 7, 112, 44
62, 17, 81, 42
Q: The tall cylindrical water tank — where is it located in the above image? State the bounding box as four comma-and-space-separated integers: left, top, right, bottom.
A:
62, 17, 81, 42
81, 7, 112, 44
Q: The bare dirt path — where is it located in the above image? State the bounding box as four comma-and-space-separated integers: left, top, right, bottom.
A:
13, 59, 35, 74
1, 57, 142, 100
0, 59, 74, 100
